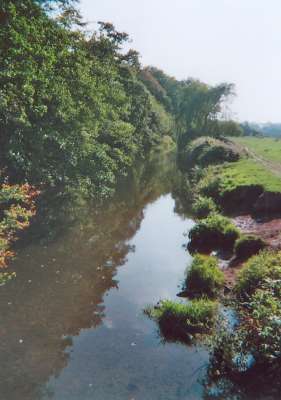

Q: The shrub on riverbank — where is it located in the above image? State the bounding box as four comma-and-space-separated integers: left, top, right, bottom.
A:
234, 235, 266, 260
185, 255, 225, 297
235, 250, 281, 299
188, 214, 240, 254
192, 196, 218, 219
146, 298, 218, 342
0, 182, 39, 283
196, 167, 221, 200
179, 137, 241, 171
208, 251, 281, 395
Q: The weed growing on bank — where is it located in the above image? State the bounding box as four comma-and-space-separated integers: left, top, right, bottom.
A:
185, 254, 225, 297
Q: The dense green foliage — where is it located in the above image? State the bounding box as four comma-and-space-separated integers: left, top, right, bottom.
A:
140, 68, 238, 148
235, 251, 281, 299
0, 180, 38, 282
234, 235, 266, 260
0, 0, 169, 197
185, 254, 224, 297
146, 298, 218, 342
192, 195, 218, 219
188, 214, 240, 253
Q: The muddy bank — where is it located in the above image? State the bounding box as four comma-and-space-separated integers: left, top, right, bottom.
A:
219, 213, 281, 288
233, 214, 281, 249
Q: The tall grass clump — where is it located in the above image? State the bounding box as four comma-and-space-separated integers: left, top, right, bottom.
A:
188, 214, 240, 254
185, 255, 224, 297
235, 250, 281, 299
234, 235, 266, 260
146, 298, 218, 342
192, 196, 218, 219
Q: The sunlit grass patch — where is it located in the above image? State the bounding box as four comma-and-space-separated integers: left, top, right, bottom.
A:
234, 136, 281, 163
145, 298, 218, 342
188, 214, 240, 253
235, 250, 281, 299
185, 254, 225, 297
220, 159, 281, 193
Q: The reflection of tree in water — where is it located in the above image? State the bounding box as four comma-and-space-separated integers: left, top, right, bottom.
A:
0, 151, 184, 400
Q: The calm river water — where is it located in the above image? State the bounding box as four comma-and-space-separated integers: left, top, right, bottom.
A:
0, 153, 211, 400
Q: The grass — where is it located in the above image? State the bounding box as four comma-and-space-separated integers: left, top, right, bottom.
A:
185, 254, 225, 297
220, 159, 281, 193
234, 235, 266, 260
188, 214, 240, 253
234, 137, 281, 163
235, 250, 281, 299
192, 196, 218, 219
146, 298, 218, 341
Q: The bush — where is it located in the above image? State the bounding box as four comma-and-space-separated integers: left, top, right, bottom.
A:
0, 182, 38, 279
188, 214, 240, 254
196, 167, 221, 200
192, 196, 218, 219
185, 255, 225, 297
181, 137, 240, 170
235, 251, 281, 299
146, 298, 218, 342
234, 235, 266, 260
205, 250, 281, 397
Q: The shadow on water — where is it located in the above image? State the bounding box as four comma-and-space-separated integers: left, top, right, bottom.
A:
0, 151, 209, 400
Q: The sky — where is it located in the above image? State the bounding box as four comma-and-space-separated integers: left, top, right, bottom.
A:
80, 0, 281, 123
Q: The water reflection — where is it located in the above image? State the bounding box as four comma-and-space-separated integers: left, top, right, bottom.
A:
0, 152, 206, 400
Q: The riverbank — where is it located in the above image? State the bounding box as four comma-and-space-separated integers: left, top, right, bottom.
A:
147, 136, 281, 399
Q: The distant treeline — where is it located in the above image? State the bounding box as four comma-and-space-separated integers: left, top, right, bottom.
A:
241, 122, 281, 138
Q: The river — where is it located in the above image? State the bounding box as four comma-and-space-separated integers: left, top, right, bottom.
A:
0, 152, 210, 400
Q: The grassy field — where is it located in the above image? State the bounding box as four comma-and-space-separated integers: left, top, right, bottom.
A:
233, 136, 281, 163
220, 158, 281, 193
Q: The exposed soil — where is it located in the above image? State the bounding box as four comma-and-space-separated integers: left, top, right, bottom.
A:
233, 214, 281, 249
220, 214, 281, 288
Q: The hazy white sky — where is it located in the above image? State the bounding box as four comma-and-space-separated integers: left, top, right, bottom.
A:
80, 0, 281, 123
